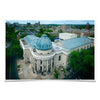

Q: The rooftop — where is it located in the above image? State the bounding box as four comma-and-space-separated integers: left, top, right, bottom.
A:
36, 34, 52, 51
24, 35, 39, 48
59, 33, 76, 35
60, 37, 93, 50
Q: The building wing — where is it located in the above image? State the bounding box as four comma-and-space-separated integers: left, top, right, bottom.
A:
60, 37, 93, 50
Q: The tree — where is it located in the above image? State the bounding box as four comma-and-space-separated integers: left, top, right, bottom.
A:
90, 34, 94, 38
39, 28, 44, 33
6, 26, 15, 42
45, 29, 53, 32
63, 68, 66, 73
17, 65, 20, 68
19, 34, 27, 39
36, 32, 56, 41
58, 29, 63, 33
69, 47, 94, 79
54, 69, 60, 79
6, 48, 11, 64
12, 44, 23, 58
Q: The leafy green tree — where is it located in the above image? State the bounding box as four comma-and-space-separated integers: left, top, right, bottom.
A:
54, 69, 60, 79
12, 44, 23, 58
6, 48, 11, 63
58, 29, 63, 33
39, 28, 44, 33
69, 47, 94, 79
78, 25, 86, 29
19, 34, 27, 39
17, 65, 20, 68
63, 68, 66, 73
90, 34, 94, 38
6, 26, 15, 42
11, 38, 19, 46
45, 29, 53, 32
71, 26, 75, 29
36, 32, 56, 41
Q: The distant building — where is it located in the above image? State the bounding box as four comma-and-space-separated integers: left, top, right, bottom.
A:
6, 22, 11, 27
13, 22, 19, 27
60, 24, 68, 32
86, 23, 90, 30
27, 22, 31, 26
59, 33, 77, 40
15, 27, 23, 32
34, 21, 40, 27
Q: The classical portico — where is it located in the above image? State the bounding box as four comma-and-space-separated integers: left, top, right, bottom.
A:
31, 58, 54, 74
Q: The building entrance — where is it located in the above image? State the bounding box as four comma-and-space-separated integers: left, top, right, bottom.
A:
40, 66, 42, 73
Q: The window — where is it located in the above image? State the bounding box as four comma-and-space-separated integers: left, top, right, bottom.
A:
40, 60, 42, 64
35, 63, 37, 71
59, 55, 61, 61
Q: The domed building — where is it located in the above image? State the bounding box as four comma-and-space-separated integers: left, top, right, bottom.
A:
36, 34, 52, 55
20, 34, 94, 76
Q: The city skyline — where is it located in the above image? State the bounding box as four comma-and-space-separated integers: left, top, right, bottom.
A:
6, 20, 94, 25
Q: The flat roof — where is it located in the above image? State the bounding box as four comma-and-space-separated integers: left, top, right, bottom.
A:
59, 33, 76, 35
60, 37, 93, 50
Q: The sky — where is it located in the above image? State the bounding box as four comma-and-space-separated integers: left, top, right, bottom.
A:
6, 20, 94, 25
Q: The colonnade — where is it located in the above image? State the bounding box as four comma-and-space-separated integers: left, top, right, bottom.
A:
31, 58, 54, 74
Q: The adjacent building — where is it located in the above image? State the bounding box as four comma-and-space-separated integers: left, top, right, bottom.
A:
59, 33, 77, 40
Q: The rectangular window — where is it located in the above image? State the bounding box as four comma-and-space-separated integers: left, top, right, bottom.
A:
35, 64, 37, 71
40, 60, 42, 64
59, 55, 61, 61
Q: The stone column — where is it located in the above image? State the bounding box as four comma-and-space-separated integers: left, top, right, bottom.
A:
38, 60, 40, 71
42, 61, 44, 72
37, 60, 39, 72
33, 59, 35, 72
51, 59, 52, 72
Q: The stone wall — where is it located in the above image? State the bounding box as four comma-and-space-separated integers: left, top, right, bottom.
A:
36, 48, 52, 55
54, 53, 68, 69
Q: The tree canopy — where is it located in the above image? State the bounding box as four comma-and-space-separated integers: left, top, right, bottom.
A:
6, 25, 24, 59
54, 69, 60, 79
58, 29, 63, 33
36, 28, 57, 41
69, 47, 94, 79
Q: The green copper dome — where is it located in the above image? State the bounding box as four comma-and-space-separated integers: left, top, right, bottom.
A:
36, 34, 52, 50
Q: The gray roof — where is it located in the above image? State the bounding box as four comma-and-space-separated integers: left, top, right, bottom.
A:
60, 37, 93, 50
24, 34, 52, 51
24, 35, 39, 48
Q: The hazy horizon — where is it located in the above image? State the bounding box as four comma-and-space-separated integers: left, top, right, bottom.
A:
6, 20, 94, 25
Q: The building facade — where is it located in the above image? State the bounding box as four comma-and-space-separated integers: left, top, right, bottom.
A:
20, 34, 94, 75
59, 33, 77, 40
